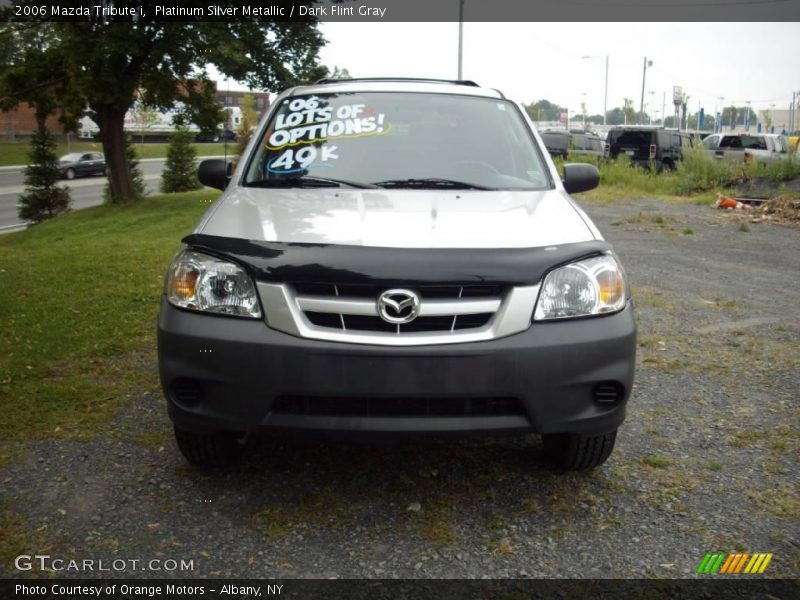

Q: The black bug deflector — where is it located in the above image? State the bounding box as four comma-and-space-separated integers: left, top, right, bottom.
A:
181, 234, 613, 286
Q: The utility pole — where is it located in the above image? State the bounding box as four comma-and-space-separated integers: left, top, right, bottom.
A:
581, 55, 610, 125
457, 0, 464, 79
603, 55, 609, 126
745, 100, 752, 132
639, 57, 652, 125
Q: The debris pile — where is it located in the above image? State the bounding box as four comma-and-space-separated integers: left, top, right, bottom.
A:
717, 194, 800, 224
754, 197, 800, 223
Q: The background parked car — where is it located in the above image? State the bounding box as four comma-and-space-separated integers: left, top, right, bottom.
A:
605, 127, 692, 171
539, 130, 569, 159
701, 133, 792, 165
540, 129, 605, 161
213, 129, 237, 142
57, 152, 106, 180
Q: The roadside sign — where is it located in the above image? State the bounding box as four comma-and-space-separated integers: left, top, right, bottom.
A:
559, 108, 568, 126
673, 86, 682, 105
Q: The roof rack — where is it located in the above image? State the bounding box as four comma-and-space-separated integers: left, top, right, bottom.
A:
313, 77, 481, 87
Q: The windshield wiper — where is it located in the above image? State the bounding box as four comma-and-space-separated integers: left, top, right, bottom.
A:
372, 178, 497, 190
246, 176, 379, 189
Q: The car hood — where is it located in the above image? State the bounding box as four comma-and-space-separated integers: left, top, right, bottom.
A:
197, 188, 598, 249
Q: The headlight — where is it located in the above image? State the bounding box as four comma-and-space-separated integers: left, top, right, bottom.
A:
534, 254, 626, 321
166, 250, 262, 318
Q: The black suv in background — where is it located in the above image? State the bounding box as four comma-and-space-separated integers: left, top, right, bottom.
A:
605, 127, 693, 170
540, 129, 605, 161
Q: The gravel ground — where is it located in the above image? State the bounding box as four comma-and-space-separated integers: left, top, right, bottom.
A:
1, 197, 798, 580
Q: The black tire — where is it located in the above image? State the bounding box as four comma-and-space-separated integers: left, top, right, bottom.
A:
65, 168, 75, 180
173, 427, 245, 467
543, 429, 617, 470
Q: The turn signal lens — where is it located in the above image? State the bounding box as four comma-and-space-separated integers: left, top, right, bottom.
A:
170, 265, 199, 301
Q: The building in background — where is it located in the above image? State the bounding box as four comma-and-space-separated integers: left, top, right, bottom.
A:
0, 82, 271, 141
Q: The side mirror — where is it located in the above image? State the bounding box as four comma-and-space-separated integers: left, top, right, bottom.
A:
562, 163, 600, 194
198, 159, 232, 191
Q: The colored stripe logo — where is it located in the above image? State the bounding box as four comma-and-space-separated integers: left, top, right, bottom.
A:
696, 552, 773, 574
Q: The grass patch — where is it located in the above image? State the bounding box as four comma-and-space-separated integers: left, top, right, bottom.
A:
706, 461, 723, 472
729, 430, 766, 448
747, 487, 800, 521
413, 498, 458, 547
631, 286, 672, 309
0, 507, 31, 566
0, 190, 215, 440
521, 498, 540, 514
682, 227, 694, 235
133, 427, 171, 451
490, 537, 515, 556
0, 140, 230, 166
771, 440, 787, 452
255, 507, 297, 540
254, 486, 350, 541
611, 212, 674, 227
642, 455, 672, 469
639, 354, 687, 373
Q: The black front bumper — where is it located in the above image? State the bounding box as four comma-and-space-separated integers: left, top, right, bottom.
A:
157, 299, 636, 437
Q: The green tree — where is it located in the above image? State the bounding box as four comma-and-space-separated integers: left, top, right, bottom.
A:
1, 21, 81, 218
728, 105, 738, 130
161, 127, 202, 193
132, 97, 160, 144
524, 99, 561, 122
622, 98, 636, 125
1, 2, 327, 204
326, 65, 352, 80
17, 124, 70, 222
235, 93, 259, 158
606, 107, 625, 125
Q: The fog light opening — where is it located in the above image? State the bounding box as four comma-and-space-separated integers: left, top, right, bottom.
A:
593, 381, 624, 405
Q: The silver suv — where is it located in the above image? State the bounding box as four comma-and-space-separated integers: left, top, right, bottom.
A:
157, 78, 636, 470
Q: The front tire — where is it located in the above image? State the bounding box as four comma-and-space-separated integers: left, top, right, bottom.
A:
65, 168, 75, 180
543, 430, 617, 470
173, 427, 245, 467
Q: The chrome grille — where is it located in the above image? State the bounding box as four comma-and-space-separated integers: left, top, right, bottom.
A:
294, 283, 501, 334
256, 281, 540, 346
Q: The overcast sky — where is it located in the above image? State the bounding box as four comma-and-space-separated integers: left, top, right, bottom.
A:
314, 22, 800, 118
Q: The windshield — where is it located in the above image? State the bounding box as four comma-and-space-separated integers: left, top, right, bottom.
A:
608, 130, 655, 146
59, 153, 82, 162
244, 92, 551, 190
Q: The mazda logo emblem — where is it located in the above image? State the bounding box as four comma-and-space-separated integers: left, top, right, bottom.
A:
377, 289, 420, 324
